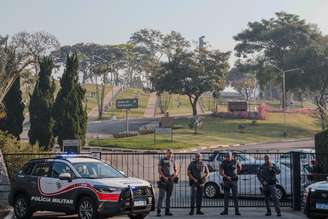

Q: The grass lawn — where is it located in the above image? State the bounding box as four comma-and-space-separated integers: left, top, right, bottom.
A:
88, 112, 320, 150
103, 88, 150, 119
156, 94, 192, 116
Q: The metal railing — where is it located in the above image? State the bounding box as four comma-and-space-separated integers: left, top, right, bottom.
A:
3, 151, 327, 209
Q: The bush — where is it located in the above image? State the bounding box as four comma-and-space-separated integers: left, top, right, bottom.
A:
113, 131, 138, 138
0, 131, 45, 180
138, 128, 154, 135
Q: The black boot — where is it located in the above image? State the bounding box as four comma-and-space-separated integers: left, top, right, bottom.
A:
189, 208, 194, 215
157, 209, 161, 217
265, 211, 272, 216
165, 209, 173, 216
196, 210, 204, 215
235, 209, 241, 216
220, 209, 228, 215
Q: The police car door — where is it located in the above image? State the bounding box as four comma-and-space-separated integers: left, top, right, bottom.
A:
30, 161, 52, 210
42, 161, 76, 210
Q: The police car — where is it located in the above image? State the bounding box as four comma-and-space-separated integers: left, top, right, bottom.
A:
8, 155, 155, 219
304, 178, 328, 219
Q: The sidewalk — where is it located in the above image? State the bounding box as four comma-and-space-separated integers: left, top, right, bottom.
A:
144, 92, 158, 118
3, 208, 307, 219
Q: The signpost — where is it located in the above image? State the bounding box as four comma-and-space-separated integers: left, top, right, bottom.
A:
228, 101, 248, 112
63, 139, 80, 153
154, 128, 173, 144
116, 98, 138, 133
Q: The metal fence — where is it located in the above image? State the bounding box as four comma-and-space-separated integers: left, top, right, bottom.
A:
2, 151, 328, 209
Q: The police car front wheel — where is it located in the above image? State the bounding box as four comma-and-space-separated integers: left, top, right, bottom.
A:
14, 194, 33, 219
77, 197, 97, 219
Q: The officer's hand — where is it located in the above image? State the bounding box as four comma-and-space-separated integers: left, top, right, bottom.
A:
263, 181, 268, 185
225, 176, 232, 181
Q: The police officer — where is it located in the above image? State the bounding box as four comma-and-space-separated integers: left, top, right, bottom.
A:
219, 152, 242, 216
187, 152, 209, 215
257, 155, 282, 217
157, 149, 179, 216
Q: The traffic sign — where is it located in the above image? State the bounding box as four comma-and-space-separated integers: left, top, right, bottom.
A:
63, 139, 80, 153
116, 98, 138, 109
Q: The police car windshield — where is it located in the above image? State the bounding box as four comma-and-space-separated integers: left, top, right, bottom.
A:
73, 162, 124, 179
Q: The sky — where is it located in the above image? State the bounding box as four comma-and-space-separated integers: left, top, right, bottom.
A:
1, 0, 328, 62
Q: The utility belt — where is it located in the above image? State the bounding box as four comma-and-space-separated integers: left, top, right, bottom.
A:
223, 175, 238, 182
157, 175, 179, 188
189, 177, 207, 187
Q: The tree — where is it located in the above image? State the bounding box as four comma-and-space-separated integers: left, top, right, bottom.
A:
53, 54, 87, 148
151, 49, 230, 117
28, 56, 56, 149
234, 12, 320, 106
232, 76, 257, 102
0, 77, 25, 139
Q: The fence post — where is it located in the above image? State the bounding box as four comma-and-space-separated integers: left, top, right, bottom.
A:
291, 151, 301, 210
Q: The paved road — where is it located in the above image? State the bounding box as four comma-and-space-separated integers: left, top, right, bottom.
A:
5, 208, 307, 219
87, 118, 158, 138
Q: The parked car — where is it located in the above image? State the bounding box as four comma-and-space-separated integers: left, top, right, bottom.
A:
8, 155, 155, 219
204, 160, 291, 201
276, 149, 315, 168
304, 178, 328, 219
204, 150, 255, 172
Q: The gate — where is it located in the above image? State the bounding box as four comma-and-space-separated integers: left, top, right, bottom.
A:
3, 151, 324, 209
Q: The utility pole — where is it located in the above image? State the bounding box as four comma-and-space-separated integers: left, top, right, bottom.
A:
271, 64, 300, 137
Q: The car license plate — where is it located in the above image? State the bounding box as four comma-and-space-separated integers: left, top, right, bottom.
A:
316, 203, 328, 210
134, 200, 146, 206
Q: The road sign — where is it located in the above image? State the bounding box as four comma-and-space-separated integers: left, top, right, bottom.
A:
116, 98, 138, 109
63, 139, 80, 153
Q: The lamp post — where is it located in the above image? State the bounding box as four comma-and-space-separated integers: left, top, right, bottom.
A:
270, 64, 301, 137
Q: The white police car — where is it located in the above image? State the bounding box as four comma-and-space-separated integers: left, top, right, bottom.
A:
8, 155, 155, 219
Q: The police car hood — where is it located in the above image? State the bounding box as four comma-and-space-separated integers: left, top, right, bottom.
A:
87, 177, 151, 188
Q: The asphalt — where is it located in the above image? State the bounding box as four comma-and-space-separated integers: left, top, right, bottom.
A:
4, 208, 307, 219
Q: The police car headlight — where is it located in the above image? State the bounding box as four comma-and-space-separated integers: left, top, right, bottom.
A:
94, 185, 121, 193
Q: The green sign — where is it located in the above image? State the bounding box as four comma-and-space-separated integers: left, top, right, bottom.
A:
116, 98, 138, 109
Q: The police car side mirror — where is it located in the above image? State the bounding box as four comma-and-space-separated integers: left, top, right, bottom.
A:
59, 173, 72, 182
119, 170, 126, 176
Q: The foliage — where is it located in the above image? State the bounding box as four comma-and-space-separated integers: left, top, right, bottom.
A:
151, 49, 230, 116
28, 56, 56, 149
53, 54, 87, 148
232, 75, 257, 101
0, 77, 25, 139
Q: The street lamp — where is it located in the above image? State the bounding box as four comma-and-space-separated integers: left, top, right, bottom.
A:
270, 64, 302, 137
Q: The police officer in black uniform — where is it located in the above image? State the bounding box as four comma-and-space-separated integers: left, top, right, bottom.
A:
157, 149, 179, 216
257, 155, 282, 217
187, 152, 209, 215
219, 152, 242, 216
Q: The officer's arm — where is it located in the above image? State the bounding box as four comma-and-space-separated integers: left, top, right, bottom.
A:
174, 161, 179, 176
237, 161, 242, 174
219, 165, 225, 177
204, 165, 209, 178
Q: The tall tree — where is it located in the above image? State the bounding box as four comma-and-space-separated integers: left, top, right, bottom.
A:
234, 12, 320, 106
151, 49, 230, 117
53, 54, 87, 148
28, 56, 56, 149
0, 77, 25, 139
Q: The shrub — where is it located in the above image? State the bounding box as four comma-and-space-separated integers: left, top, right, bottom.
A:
138, 128, 154, 135
113, 131, 138, 138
